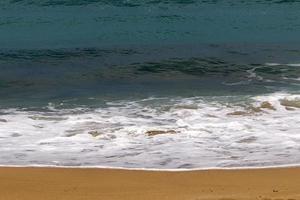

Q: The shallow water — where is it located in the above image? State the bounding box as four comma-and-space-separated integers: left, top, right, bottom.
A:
0, 93, 300, 168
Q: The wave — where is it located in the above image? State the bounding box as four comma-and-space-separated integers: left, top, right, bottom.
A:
1, 48, 300, 78
1, 55, 299, 85
0, 92, 300, 168
266, 63, 300, 67
1, 51, 299, 108
0, 48, 137, 61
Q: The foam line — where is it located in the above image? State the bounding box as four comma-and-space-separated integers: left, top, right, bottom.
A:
1, 164, 300, 172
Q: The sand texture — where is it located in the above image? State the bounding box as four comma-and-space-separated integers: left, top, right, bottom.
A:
0, 167, 300, 200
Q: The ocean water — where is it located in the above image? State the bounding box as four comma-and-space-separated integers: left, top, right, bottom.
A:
0, 0, 300, 169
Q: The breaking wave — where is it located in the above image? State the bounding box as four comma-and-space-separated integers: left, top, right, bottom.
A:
0, 92, 299, 168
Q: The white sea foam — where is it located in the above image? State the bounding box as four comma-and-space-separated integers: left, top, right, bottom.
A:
0, 92, 300, 169
265, 62, 300, 67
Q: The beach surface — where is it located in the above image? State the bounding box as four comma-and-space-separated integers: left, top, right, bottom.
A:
0, 167, 299, 200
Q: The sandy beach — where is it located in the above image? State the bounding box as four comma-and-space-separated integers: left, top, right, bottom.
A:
0, 167, 299, 200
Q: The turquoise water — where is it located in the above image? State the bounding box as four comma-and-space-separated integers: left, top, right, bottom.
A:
0, 0, 300, 168
1, 0, 300, 49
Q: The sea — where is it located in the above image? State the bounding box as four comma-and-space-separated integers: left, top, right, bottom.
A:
0, 0, 300, 169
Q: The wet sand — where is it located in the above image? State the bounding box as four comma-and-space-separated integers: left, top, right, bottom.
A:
0, 167, 300, 200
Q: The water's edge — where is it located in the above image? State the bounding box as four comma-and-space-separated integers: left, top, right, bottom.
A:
1, 164, 300, 172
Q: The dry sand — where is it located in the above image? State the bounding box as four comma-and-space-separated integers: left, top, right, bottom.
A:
0, 167, 300, 200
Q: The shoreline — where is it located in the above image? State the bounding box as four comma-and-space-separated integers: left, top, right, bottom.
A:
1, 166, 300, 200
1, 163, 300, 171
